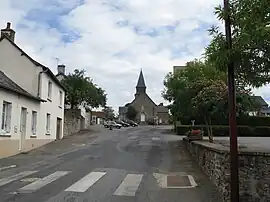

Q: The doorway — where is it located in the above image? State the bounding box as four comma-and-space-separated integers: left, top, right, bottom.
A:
140, 113, 146, 122
56, 118, 62, 140
20, 107, 27, 151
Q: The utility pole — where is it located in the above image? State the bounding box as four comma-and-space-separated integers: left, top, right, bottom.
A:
223, 0, 240, 201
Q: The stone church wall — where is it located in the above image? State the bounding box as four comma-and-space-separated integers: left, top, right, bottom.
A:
130, 93, 156, 121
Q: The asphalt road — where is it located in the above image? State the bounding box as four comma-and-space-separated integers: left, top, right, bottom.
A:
0, 126, 221, 202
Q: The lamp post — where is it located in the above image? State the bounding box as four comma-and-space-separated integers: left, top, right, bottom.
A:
224, 0, 240, 201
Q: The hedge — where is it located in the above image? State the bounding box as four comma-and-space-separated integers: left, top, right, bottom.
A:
177, 116, 270, 127
176, 125, 270, 137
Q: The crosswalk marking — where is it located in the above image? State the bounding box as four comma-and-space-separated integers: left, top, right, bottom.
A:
0, 171, 38, 187
65, 171, 106, 192
19, 171, 69, 193
114, 174, 143, 196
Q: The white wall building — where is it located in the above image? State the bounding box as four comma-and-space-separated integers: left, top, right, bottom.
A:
0, 22, 65, 158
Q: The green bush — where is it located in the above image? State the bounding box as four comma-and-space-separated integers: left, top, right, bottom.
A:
176, 116, 270, 127
176, 125, 270, 137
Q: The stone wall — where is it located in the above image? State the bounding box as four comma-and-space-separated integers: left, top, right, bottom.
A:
183, 139, 270, 202
64, 109, 81, 136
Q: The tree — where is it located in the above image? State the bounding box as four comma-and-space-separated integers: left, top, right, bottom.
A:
190, 78, 253, 142
102, 106, 115, 120
162, 59, 227, 119
126, 106, 137, 121
61, 69, 107, 109
205, 0, 270, 87
162, 59, 254, 142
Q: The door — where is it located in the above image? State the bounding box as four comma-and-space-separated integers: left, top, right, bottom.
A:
56, 118, 62, 140
20, 107, 27, 151
140, 113, 146, 122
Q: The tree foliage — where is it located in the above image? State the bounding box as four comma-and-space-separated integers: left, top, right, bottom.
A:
102, 106, 115, 120
61, 69, 107, 109
163, 60, 254, 142
205, 0, 270, 87
126, 106, 137, 121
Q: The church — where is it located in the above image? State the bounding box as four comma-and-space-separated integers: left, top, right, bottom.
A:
119, 70, 169, 124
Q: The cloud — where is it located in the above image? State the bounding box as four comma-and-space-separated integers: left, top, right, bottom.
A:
1, 0, 269, 112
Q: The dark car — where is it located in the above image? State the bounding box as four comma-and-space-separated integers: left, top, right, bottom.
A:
126, 120, 138, 127
119, 120, 130, 127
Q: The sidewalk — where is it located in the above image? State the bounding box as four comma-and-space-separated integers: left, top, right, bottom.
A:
0, 125, 102, 171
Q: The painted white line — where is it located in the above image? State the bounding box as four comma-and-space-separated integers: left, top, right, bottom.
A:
19, 171, 69, 193
0, 171, 38, 187
65, 171, 106, 192
114, 174, 143, 196
0, 165, 17, 171
153, 173, 198, 189
188, 175, 198, 187
153, 173, 167, 188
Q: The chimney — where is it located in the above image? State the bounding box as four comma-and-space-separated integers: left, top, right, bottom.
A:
1, 22, 16, 42
57, 64, 66, 75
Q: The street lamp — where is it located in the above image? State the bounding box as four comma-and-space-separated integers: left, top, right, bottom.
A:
223, 0, 240, 201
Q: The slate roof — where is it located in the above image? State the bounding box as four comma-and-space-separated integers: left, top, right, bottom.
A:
0, 71, 43, 101
251, 96, 268, 107
136, 69, 146, 88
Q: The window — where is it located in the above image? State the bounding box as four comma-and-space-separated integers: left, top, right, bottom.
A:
59, 91, 63, 106
31, 111, 37, 135
1, 101, 12, 133
46, 113, 51, 134
48, 81, 52, 99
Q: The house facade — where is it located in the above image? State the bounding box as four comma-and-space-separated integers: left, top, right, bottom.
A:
0, 22, 65, 158
119, 70, 169, 124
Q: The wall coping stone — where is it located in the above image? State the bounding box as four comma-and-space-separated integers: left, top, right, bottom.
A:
183, 137, 270, 157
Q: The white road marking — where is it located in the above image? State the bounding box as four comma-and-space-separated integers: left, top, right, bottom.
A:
19, 171, 69, 193
65, 171, 106, 192
0, 171, 38, 187
0, 165, 17, 171
114, 174, 143, 196
153, 173, 198, 188
187, 175, 198, 187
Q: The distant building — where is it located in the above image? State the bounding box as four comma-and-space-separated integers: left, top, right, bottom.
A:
119, 70, 169, 124
249, 96, 270, 116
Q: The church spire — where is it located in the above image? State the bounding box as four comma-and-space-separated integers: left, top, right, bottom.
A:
136, 69, 146, 95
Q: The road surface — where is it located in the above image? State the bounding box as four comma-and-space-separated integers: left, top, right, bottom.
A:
0, 125, 221, 202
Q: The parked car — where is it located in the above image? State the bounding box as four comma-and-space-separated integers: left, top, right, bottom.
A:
104, 121, 122, 129
126, 120, 138, 127
116, 120, 130, 127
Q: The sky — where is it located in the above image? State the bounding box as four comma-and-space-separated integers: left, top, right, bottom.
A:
1, 0, 269, 112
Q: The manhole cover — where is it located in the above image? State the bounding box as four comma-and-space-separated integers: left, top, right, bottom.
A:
167, 175, 191, 187
21, 178, 41, 182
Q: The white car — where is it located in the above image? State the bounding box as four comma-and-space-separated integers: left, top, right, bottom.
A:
105, 121, 122, 129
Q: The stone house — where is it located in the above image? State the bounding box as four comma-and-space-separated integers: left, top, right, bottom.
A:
0, 22, 65, 158
91, 111, 105, 125
119, 70, 169, 124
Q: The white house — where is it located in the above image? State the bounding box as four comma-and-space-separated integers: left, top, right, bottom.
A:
0, 22, 65, 158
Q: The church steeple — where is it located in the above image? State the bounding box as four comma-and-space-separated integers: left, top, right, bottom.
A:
135, 69, 146, 95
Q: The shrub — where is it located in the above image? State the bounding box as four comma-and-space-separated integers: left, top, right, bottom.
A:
176, 125, 270, 137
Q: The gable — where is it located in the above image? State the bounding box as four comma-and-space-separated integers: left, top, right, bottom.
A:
0, 36, 65, 91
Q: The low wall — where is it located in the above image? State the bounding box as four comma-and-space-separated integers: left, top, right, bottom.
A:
183, 138, 270, 202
